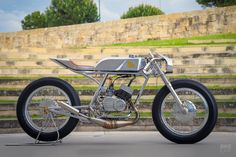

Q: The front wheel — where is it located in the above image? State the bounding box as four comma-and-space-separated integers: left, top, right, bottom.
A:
152, 79, 218, 144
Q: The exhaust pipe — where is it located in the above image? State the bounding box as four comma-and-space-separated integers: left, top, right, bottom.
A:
58, 101, 139, 129
57, 101, 89, 119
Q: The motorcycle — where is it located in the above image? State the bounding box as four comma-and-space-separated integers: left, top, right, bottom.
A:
16, 52, 218, 144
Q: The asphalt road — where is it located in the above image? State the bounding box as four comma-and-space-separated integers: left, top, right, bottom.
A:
0, 132, 235, 157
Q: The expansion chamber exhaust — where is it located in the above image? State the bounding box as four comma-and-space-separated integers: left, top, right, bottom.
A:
58, 101, 139, 129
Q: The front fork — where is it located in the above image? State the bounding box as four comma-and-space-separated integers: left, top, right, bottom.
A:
153, 62, 187, 113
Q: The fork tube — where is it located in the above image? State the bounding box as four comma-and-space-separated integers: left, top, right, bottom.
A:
89, 73, 108, 107
160, 73, 183, 106
154, 63, 183, 107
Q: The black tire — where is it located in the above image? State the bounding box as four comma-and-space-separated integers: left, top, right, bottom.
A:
152, 79, 218, 144
17, 77, 80, 141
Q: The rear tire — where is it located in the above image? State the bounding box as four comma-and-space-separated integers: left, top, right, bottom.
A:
17, 77, 80, 141
152, 79, 218, 144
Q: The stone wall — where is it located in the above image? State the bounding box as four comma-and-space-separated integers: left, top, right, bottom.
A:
0, 6, 236, 49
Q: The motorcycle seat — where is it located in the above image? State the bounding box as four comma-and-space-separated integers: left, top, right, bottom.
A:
50, 58, 95, 71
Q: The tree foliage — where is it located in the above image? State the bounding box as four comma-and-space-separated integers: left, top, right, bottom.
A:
196, 0, 236, 7
22, 0, 99, 30
121, 4, 164, 19
46, 0, 99, 27
21, 11, 46, 30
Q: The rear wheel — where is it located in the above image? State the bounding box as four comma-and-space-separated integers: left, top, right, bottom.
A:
17, 77, 80, 141
152, 79, 218, 144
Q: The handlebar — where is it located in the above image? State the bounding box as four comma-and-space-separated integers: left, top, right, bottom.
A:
143, 52, 173, 75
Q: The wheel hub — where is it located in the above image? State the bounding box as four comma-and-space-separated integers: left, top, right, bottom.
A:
39, 99, 58, 117
172, 100, 197, 124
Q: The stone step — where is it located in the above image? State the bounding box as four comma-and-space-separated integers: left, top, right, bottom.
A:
1, 45, 235, 60
0, 57, 235, 67
1, 50, 235, 62
0, 66, 235, 75
0, 88, 235, 97
0, 98, 235, 113
0, 95, 235, 102
0, 75, 235, 87
3, 44, 235, 53
0, 87, 235, 97
0, 59, 99, 67
0, 46, 235, 76
0, 62, 236, 69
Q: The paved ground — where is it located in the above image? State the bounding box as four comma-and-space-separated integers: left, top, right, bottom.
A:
0, 132, 235, 157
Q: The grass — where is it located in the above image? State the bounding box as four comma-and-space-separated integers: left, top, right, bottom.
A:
111, 33, 236, 47
0, 74, 235, 81
0, 98, 235, 106
0, 84, 235, 92
0, 112, 235, 120
139, 112, 236, 118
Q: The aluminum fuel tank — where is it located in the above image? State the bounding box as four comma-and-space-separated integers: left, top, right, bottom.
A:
95, 57, 146, 72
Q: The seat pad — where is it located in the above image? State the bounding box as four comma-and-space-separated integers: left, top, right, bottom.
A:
51, 58, 95, 71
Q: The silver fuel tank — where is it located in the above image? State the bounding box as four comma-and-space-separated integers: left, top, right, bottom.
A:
95, 57, 146, 72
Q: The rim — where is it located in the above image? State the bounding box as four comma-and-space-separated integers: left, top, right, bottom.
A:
24, 86, 71, 133
160, 88, 209, 136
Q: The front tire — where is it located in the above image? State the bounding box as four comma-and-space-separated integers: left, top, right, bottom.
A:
152, 79, 218, 144
17, 77, 80, 141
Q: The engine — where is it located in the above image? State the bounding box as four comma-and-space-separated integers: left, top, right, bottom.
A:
102, 96, 126, 112
101, 84, 133, 112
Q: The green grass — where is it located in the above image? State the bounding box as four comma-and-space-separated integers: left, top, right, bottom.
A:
0, 99, 235, 106
0, 112, 235, 119
0, 100, 16, 105
111, 33, 236, 47
140, 112, 236, 118
0, 74, 235, 81
0, 84, 235, 92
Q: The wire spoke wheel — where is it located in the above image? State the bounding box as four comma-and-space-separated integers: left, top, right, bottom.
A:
161, 88, 209, 135
25, 86, 71, 133
152, 79, 217, 144
17, 77, 80, 141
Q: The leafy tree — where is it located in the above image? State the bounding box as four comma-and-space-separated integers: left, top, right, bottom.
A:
196, 0, 236, 7
21, 11, 46, 30
121, 4, 164, 19
46, 0, 99, 27
22, 0, 99, 30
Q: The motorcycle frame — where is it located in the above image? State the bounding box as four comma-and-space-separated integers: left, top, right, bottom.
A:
53, 54, 184, 119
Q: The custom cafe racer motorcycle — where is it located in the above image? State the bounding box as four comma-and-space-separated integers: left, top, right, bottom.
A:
17, 52, 217, 144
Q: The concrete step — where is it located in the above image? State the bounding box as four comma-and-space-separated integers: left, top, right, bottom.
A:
0, 87, 235, 97
1, 45, 235, 76
1, 50, 235, 62
0, 75, 235, 88
0, 98, 235, 106
1, 57, 236, 67
0, 66, 235, 75
1, 45, 235, 60
0, 95, 235, 102
0, 59, 99, 67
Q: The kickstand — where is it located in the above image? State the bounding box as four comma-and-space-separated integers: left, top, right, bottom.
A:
34, 112, 62, 145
